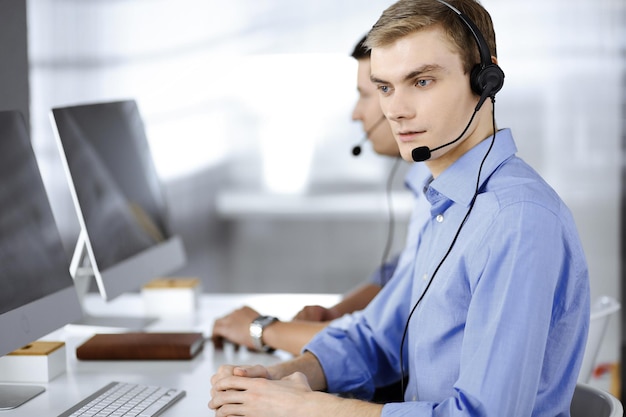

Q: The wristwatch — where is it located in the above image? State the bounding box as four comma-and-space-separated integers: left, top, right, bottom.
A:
249, 315, 278, 352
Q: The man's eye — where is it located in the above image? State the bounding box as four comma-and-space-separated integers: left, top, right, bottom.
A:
379, 85, 390, 93
416, 79, 432, 87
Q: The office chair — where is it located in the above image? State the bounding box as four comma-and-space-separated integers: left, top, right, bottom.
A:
571, 382, 623, 417
578, 296, 621, 383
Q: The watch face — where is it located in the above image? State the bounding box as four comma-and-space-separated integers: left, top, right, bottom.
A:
250, 316, 277, 352
250, 322, 263, 339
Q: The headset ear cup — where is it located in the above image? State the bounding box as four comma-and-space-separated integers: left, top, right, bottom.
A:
472, 64, 505, 98
470, 64, 484, 96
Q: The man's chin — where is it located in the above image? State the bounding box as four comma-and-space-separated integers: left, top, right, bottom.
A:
399, 147, 415, 163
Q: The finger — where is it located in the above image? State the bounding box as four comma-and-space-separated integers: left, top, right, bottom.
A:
211, 400, 246, 417
211, 365, 237, 385
214, 403, 246, 417
213, 375, 257, 392
232, 367, 249, 377
233, 365, 269, 378
209, 388, 244, 410
212, 335, 224, 350
292, 309, 305, 320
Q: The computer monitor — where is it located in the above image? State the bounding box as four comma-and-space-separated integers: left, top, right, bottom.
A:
0, 110, 83, 409
50, 100, 186, 326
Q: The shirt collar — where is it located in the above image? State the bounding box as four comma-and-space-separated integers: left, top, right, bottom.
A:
428, 128, 517, 207
404, 161, 433, 198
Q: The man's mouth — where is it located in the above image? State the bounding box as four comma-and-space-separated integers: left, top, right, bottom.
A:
396, 130, 426, 143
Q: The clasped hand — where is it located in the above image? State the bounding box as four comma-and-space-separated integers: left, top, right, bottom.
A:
209, 364, 314, 417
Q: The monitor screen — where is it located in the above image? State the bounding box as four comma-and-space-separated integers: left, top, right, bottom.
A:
50, 100, 186, 302
0, 109, 82, 358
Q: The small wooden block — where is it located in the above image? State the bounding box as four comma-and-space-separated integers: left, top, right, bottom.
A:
8, 341, 65, 356
143, 277, 200, 289
0, 341, 66, 382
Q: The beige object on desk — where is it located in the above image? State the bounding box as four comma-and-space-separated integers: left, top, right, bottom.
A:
143, 278, 200, 289
141, 278, 201, 316
0, 341, 66, 382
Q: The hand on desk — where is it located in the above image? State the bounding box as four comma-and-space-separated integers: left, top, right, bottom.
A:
211, 305, 328, 355
211, 306, 260, 350
208, 357, 384, 417
209, 365, 314, 417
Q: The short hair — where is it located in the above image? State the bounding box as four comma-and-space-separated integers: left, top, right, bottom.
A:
351, 35, 371, 60
366, 0, 497, 74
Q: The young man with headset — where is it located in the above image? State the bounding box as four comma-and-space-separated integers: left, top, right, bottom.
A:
209, 0, 590, 415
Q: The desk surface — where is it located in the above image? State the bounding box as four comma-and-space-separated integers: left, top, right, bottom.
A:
2, 292, 341, 416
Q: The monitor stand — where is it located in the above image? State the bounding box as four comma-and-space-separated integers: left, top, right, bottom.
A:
0, 384, 45, 410
68, 231, 157, 330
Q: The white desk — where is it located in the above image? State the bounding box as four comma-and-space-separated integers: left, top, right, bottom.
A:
1, 293, 341, 416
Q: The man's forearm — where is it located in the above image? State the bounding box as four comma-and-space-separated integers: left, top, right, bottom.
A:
306, 392, 383, 417
332, 283, 382, 317
262, 321, 327, 356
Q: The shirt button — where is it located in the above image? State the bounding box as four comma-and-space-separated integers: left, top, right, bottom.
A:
412, 395, 417, 401
436, 214, 444, 223
422, 273, 428, 281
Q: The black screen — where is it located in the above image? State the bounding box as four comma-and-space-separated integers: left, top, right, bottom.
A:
0, 111, 75, 314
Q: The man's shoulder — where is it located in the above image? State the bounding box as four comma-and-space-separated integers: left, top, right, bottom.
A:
486, 156, 564, 214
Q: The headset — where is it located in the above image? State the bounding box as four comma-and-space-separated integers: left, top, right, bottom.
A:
437, 0, 504, 111
398, 0, 504, 397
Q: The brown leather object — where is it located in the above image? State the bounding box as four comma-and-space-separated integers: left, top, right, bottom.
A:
76, 332, 204, 360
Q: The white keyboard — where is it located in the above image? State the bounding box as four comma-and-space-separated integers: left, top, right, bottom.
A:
57, 381, 185, 417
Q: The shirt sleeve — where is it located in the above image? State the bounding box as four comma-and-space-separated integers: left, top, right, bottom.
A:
305, 265, 413, 399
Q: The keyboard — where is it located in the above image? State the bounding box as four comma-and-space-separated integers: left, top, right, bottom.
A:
57, 381, 185, 417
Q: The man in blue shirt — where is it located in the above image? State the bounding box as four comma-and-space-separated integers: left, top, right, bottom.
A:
209, 0, 590, 415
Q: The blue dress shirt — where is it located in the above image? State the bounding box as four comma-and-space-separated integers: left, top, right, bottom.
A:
306, 129, 590, 416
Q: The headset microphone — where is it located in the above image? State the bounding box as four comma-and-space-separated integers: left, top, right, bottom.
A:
411, 107, 479, 162
352, 138, 367, 156
352, 115, 386, 157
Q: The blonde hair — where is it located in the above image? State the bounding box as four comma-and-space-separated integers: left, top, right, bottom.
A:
366, 0, 497, 74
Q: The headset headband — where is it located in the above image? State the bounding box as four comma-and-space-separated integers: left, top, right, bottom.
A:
435, 0, 492, 69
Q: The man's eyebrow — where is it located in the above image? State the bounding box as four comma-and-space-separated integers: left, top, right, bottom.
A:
370, 74, 387, 84
370, 64, 445, 84
404, 64, 444, 81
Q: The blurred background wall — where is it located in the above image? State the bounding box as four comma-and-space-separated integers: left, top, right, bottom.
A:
1, 0, 623, 395
27, 0, 416, 295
